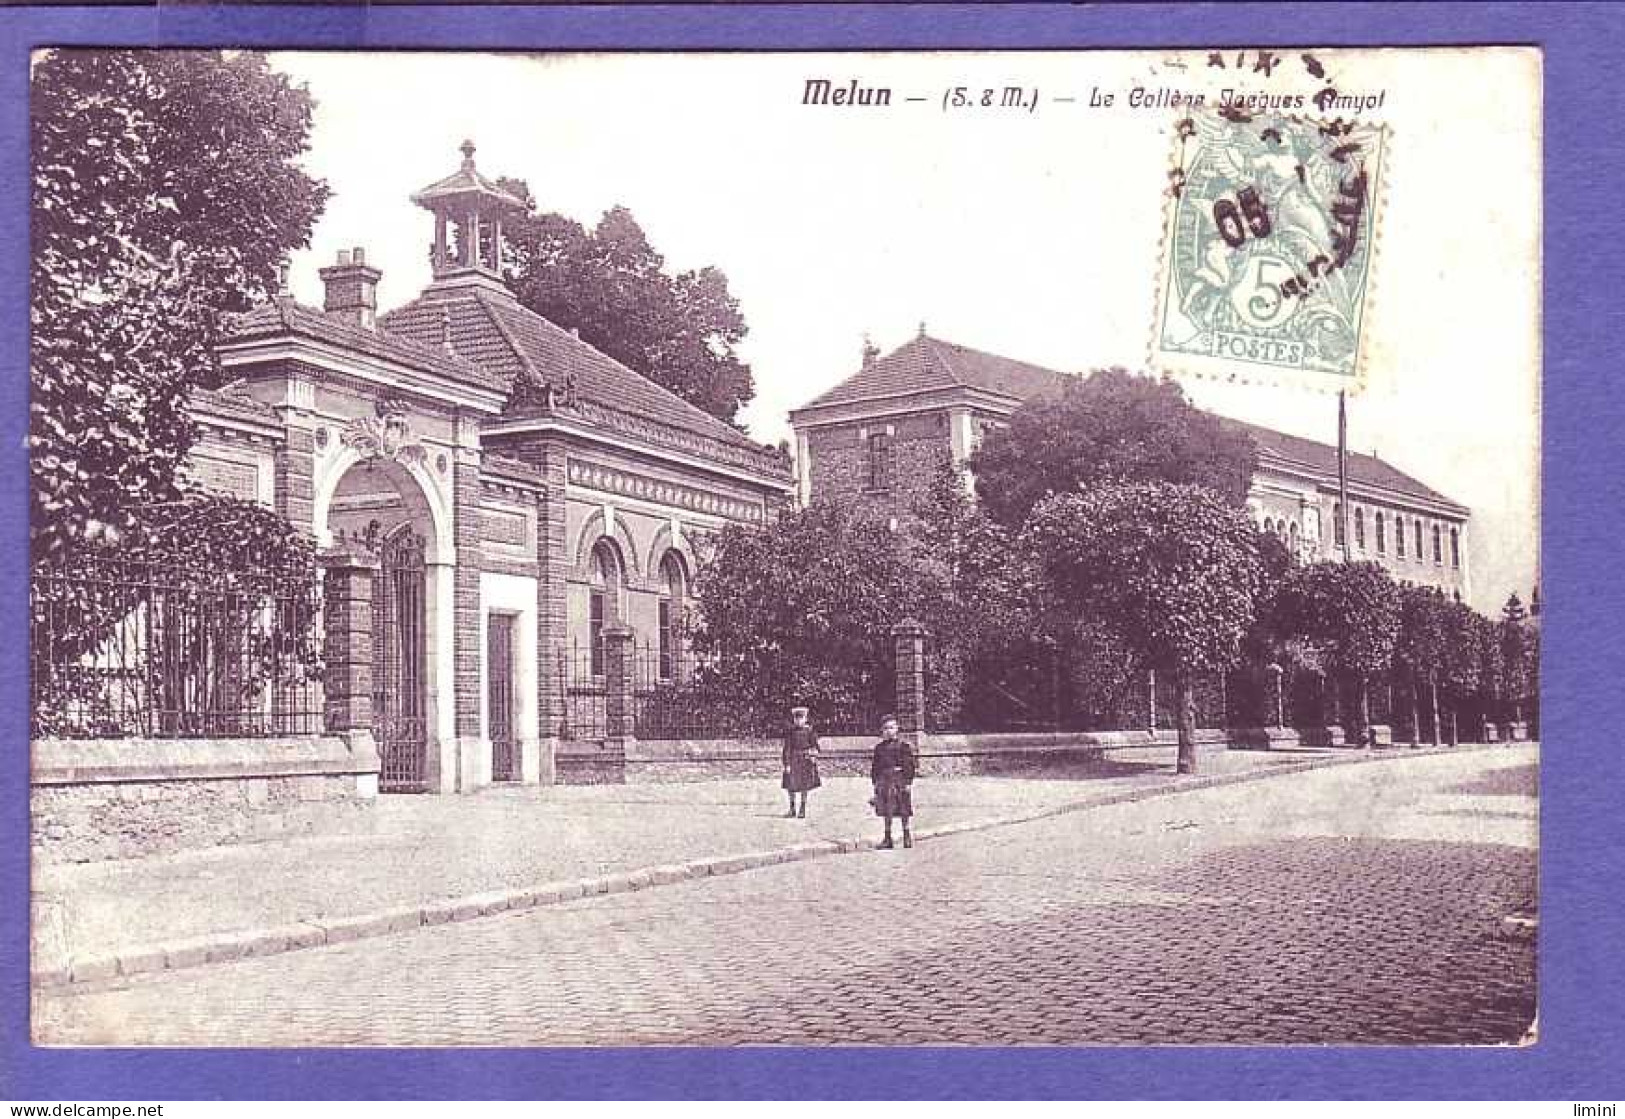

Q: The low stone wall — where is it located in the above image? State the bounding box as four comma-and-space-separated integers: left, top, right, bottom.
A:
31, 732, 380, 864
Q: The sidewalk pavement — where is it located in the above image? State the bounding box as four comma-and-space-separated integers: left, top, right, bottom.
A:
30, 743, 1487, 988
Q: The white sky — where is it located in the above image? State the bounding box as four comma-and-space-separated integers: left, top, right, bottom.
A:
271, 48, 1540, 613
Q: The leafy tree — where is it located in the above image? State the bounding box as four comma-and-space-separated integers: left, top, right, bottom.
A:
1437, 597, 1485, 745
1499, 594, 1535, 726
1025, 482, 1263, 774
905, 458, 1063, 729
1393, 584, 1449, 745
501, 199, 756, 423
1281, 561, 1401, 742
1476, 610, 1506, 732
1232, 529, 1300, 726
690, 500, 944, 731
969, 368, 1258, 528
30, 49, 329, 557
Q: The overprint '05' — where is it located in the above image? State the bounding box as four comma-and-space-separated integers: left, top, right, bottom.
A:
1153, 108, 1387, 391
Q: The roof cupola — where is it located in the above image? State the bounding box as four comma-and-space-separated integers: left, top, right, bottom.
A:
410, 139, 529, 293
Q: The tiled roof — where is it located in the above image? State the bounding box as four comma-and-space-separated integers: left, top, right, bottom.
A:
382, 287, 787, 475
1224, 418, 1466, 512
798, 331, 1461, 511
224, 297, 508, 393
796, 333, 1075, 411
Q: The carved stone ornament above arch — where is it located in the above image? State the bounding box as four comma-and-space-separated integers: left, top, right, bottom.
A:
572, 509, 643, 581
340, 397, 428, 468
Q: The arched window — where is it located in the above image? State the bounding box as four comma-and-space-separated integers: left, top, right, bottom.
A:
588, 541, 622, 676
657, 552, 687, 682
1432, 524, 1443, 564
1451, 527, 1461, 569
1375, 511, 1386, 554
1396, 516, 1406, 557
1333, 503, 1344, 546
1288, 521, 1300, 552
1354, 507, 1365, 550
1414, 519, 1423, 559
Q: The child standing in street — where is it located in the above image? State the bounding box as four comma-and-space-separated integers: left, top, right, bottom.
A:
870, 714, 917, 849
781, 705, 821, 818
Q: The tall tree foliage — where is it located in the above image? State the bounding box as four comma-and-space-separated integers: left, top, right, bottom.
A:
1025, 482, 1263, 774
1281, 561, 1401, 739
1393, 583, 1449, 745
905, 459, 1050, 728
500, 197, 756, 424
30, 50, 329, 557
970, 368, 1258, 528
691, 501, 941, 729
1499, 594, 1536, 726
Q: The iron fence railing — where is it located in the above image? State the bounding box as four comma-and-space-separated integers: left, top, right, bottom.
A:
30, 550, 324, 740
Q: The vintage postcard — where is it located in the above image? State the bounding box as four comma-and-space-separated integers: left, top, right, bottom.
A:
28, 46, 1540, 1048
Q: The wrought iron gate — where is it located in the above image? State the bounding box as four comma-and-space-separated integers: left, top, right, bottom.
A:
488, 613, 518, 781
372, 524, 429, 792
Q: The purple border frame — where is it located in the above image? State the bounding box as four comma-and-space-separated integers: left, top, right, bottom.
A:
1, 2, 1619, 1101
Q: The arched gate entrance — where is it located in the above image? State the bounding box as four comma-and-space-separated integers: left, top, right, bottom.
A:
372, 523, 429, 792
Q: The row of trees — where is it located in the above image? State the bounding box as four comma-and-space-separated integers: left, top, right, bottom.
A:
691, 370, 1538, 774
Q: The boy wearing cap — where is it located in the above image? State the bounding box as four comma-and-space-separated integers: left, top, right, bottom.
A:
781, 705, 822, 818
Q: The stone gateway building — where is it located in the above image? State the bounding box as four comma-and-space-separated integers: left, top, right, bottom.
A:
187, 143, 793, 793
789, 331, 1471, 599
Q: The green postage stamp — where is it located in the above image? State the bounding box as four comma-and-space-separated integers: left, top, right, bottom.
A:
1154, 108, 1387, 387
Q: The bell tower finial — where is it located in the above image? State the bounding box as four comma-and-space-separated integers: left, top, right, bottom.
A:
459, 138, 476, 169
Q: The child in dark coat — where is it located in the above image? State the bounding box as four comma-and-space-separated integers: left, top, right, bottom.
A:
781, 705, 822, 818
870, 715, 917, 849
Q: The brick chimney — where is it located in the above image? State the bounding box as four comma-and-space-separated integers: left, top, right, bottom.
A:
319, 246, 381, 328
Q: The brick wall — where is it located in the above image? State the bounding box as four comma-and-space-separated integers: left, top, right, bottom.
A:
806, 414, 953, 519
275, 424, 316, 533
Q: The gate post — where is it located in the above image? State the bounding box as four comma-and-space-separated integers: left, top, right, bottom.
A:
603, 623, 637, 752
892, 618, 927, 739
320, 549, 381, 795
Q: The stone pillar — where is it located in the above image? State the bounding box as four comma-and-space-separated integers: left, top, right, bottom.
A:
451, 442, 485, 793
892, 618, 927, 738
603, 623, 636, 746
274, 380, 317, 535
320, 550, 377, 732
320, 550, 382, 797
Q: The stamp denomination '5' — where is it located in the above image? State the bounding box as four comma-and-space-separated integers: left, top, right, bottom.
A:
1155, 109, 1387, 386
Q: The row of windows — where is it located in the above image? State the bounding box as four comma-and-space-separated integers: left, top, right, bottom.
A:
1261, 517, 1301, 546
1331, 503, 1460, 568
588, 542, 688, 681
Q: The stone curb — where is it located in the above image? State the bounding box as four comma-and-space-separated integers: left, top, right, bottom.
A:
34, 741, 1522, 991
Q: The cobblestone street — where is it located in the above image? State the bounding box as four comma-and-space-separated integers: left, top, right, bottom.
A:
34, 746, 1537, 1046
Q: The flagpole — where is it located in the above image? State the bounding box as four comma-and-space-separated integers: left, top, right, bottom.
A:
1337, 390, 1350, 562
